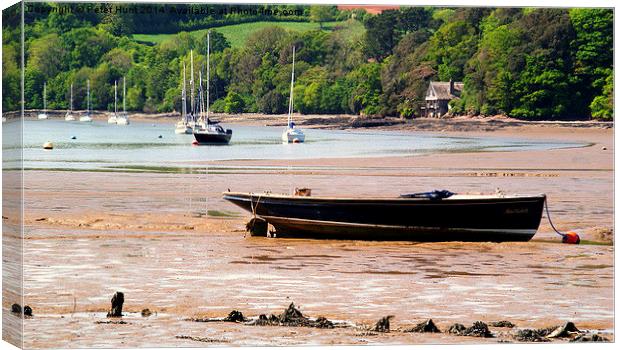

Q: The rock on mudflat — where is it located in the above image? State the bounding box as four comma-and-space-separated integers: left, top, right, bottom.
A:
106, 292, 124, 317
406, 319, 441, 333
489, 320, 515, 328
448, 322, 493, 338
247, 303, 334, 328
570, 334, 609, 342
374, 315, 394, 332
514, 329, 550, 342
141, 309, 153, 317
545, 322, 580, 338
224, 310, 246, 322
23, 306, 33, 317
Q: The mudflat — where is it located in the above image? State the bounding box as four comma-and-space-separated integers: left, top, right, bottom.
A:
6, 119, 613, 347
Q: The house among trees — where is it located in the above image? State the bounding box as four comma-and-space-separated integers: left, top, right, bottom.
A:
423, 80, 464, 118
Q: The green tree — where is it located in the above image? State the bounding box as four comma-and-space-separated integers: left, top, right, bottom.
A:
195, 30, 230, 56
309, 5, 335, 29
347, 63, 382, 115
590, 71, 613, 120
223, 90, 245, 113
28, 33, 68, 78
100, 9, 134, 36
2, 43, 20, 111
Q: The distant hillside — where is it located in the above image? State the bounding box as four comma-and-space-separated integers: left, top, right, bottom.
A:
133, 20, 361, 48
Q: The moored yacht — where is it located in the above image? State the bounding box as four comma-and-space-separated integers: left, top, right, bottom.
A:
116, 77, 130, 125
79, 79, 93, 122
37, 82, 49, 120
193, 31, 232, 144
282, 46, 305, 143
108, 80, 118, 124
174, 63, 193, 134
65, 83, 75, 121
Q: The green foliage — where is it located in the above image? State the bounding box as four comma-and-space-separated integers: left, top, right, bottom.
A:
2, 42, 20, 111
590, 71, 613, 120
223, 90, 245, 114
8, 5, 612, 121
309, 6, 336, 28
347, 63, 382, 115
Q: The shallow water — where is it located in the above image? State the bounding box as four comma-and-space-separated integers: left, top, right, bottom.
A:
15, 119, 585, 170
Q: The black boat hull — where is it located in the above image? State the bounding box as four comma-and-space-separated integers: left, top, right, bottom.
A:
223, 192, 546, 242
194, 130, 232, 144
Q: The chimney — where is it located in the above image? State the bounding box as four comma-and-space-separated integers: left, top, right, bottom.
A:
449, 79, 454, 95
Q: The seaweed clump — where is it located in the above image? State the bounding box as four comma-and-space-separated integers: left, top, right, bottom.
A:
570, 334, 609, 342
447, 321, 493, 338
224, 310, 247, 323
249, 303, 334, 329
514, 329, 550, 342
489, 320, 515, 328
405, 319, 441, 333
373, 315, 394, 332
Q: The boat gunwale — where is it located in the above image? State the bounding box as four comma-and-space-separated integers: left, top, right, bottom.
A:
222, 191, 546, 203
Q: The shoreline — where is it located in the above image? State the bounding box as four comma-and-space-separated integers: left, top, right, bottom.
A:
9, 110, 614, 132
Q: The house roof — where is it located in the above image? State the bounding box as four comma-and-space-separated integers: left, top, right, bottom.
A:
337, 5, 400, 14
426, 81, 464, 101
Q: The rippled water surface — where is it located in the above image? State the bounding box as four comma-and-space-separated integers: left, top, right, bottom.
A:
15, 120, 585, 170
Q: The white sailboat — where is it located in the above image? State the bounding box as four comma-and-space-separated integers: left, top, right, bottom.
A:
116, 77, 130, 125
108, 80, 118, 124
282, 46, 305, 143
80, 79, 93, 122
65, 83, 75, 121
37, 82, 49, 119
175, 63, 193, 134
193, 31, 232, 144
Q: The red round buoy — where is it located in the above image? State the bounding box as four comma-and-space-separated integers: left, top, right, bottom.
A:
293, 138, 301, 143
192, 140, 199, 146
562, 231, 580, 244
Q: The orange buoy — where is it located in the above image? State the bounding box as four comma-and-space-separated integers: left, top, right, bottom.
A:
562, 231, 580, 244
192, 140, 199, 146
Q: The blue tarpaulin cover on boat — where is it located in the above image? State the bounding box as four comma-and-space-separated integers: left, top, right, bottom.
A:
399, 190, 455, 200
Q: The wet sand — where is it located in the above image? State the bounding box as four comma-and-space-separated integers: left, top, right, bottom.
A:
5, 122, 614, 347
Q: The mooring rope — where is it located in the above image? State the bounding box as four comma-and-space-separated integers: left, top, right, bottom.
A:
544, 197, 565, 238
251, 193, 263, 219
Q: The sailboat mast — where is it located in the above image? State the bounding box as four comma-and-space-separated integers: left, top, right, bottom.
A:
87, 79, 90, 113
123, 77, 126, 113
206, 31, 210, 122
287, 46, 296, 126
198, 70, 203, 121
43, 82, 47, 112
190, 50, 195, 117
182, 63, 187, 123
70, 84, 73, 111
114, 80, 117, 114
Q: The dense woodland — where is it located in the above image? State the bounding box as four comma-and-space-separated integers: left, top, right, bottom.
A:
2, 3, 614, 119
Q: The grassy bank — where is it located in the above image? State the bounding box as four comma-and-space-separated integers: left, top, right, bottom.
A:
133, 20, 362, 47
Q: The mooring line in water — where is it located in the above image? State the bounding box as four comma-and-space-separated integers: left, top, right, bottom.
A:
544, 198, 580, 244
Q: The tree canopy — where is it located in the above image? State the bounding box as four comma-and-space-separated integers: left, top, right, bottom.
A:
3, 3, 613, 120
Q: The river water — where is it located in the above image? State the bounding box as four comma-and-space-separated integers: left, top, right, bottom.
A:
13, 119, 585, 170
